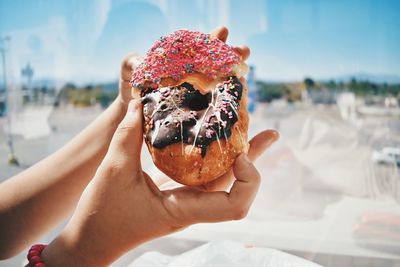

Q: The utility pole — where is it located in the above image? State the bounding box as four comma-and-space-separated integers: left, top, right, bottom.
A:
0, 36, 19, 166
21, 62, 34, 102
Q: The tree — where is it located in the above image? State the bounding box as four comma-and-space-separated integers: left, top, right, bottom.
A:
62, 82, 77, 90
349, 77, 357, 90
303, 77, 315, 88
40, 86, 47, 94
256, 81, 284, 102
326, 79, 336, 90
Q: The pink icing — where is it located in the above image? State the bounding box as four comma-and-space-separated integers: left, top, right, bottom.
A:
131, 30, 240, 89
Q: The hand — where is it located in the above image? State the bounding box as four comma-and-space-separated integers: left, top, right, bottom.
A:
41, 27, 277, 266
152, 26, 272, 191
153, 129, 279, 191
117, 26, 251, 106
41, 99, 278, 266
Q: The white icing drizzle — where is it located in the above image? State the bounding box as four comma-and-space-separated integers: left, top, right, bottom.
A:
151, 120, 161, 145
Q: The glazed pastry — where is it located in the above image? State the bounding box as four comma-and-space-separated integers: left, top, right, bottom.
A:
131, 30, 249, 185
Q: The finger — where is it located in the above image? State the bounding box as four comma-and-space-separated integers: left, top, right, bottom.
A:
163, 154, 260, 224
108, 99, 143, 167
248, 129, 279, 161
121, 53, 143, 82
210, 26, 228, 42
233, 46, 251, 61
198, 129, 279, 192
228, 154, 261, 214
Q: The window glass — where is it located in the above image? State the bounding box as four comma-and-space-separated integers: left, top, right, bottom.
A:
1, 0, 399, 266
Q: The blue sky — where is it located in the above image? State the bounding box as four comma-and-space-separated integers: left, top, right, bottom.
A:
0, 0, 399, 84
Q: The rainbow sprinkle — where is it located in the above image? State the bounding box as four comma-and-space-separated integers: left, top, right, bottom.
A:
131, 30, 240, 89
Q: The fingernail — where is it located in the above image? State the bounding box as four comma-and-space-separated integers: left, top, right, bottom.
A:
268, 129, 280, 142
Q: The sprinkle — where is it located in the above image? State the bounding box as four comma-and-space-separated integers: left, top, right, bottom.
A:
205, 128, 214, 138
131, 30, 240, 89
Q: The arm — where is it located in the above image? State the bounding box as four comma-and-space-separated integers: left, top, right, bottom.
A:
0, 26, 271, 261
0, 46, 141, 258
41, 100, 278, 267
0, 96, 127, 259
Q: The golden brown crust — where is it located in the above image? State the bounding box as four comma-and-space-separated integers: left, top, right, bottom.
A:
144, 80, 249, 186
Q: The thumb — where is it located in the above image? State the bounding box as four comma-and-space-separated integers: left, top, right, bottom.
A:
108, 99, 143, 166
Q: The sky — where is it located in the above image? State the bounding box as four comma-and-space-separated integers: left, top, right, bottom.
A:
0, 0, 399, 85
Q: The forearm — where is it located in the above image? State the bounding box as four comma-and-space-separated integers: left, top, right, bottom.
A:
40, 227, 143, 267
0, 97, 126, 258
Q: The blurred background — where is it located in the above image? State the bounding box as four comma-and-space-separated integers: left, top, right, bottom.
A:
1, 0, 399, 266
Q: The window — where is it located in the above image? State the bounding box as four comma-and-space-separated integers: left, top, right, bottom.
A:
1, 1, 399, 266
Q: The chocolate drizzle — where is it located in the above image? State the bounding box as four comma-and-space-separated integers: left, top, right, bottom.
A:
142, 76, 243, 157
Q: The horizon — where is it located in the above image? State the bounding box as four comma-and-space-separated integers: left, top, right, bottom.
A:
1, 0, 400, 85
12, 71, 400, 89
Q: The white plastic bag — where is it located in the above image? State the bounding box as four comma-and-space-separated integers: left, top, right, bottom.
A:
129, 240, 322, 267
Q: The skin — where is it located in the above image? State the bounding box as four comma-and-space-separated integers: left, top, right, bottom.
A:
0, 27, 279, 265
41, 100, 278, 266
0, 91, 126, 259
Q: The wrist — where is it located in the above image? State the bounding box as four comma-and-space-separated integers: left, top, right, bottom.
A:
41, 233, 85, 267
42, 226, 124, 267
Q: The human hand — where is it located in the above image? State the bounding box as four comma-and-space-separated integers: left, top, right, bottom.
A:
117, 26, 250, 107
41, 98, 276, 267
153, 129, 279, 191
149, 26, 273, 191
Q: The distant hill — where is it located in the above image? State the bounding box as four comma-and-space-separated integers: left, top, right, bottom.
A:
23, 78, 119, 92
22, 72, 400, 90
322, 73, 400, 84
31, 78, 61, 88
100, 81, 119, 93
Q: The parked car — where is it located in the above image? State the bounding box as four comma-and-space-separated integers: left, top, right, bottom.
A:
372, 147, 400, 166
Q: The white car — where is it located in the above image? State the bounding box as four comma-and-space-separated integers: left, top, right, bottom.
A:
372, 147, 400, 166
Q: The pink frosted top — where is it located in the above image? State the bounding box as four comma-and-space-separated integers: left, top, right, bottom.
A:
131, 30, 240, 89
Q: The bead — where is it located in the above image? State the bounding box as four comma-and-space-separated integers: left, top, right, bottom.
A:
27, 250, 40, 260
31, 245, 42, 250
30, 255, 42, 264
27, 244, 47, 267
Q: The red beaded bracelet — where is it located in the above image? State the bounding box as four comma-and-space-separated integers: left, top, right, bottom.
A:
27, 244, 47, 267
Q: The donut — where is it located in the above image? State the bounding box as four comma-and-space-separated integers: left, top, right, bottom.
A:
131, 30, 249, 186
